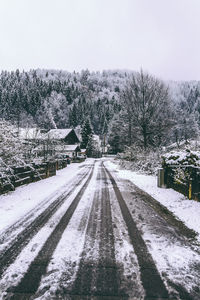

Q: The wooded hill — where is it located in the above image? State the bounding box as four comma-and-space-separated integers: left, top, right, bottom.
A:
0, 69, 200, 152
0, 69, 124, 134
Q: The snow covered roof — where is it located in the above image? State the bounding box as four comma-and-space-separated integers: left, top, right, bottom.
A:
64, 145, 80, 151
19, 128, 43, 140
46, 129, 73, 140
33, 144, 80, 152
54, 144, 80, 151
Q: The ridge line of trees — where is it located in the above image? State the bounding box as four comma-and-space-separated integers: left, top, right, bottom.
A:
0, 69, 199, 155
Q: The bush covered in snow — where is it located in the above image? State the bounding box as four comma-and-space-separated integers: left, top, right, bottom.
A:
161, 150, 200, 191
117, 146, 162, 175
162, 149, 200, 167
117, 146, 200, 177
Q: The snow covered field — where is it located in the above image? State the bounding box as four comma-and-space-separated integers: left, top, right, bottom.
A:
104, 159, 200, 240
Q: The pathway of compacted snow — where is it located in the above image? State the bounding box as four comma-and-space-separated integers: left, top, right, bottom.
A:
0, 158, 200, 299
104, 158, 200, 299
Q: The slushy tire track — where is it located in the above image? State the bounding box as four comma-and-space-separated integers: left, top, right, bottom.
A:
104, 164, 169, 299
96, 166, 124, 297
130, 182, 197, 240
0, 165, 93, 278
70, 164, 127, 299
69, 170, 101, 297
8, 165, 95, 299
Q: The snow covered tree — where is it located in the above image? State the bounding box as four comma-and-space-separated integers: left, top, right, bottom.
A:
81, 118, 93, 148
122, 70, 173, 150
172, 110, 199, 146
107, 113, 127, 153
86, 134, 102, 157
86, 134, 95, 157
0, 119, 25, 168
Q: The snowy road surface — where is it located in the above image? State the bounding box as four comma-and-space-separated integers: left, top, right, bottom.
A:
0, 159, 200, 299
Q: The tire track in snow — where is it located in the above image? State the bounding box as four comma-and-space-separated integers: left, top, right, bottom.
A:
33, 164, 99, 299
69, 163, 128, 299
0, 165, 92, 246
130, 182, 197, 240
7, 165, 95, 299
96, 166, 122, 296
0, 164, 94, 278
68, 170, 101, 297
104, 164, 169, 299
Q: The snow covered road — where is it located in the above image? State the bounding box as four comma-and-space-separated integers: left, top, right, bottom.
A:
0, 159, 200, 299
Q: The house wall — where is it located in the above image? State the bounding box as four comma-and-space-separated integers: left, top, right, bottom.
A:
64, 130, 79, 144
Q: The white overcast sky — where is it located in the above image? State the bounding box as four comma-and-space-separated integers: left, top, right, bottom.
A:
0, 0, 200, 80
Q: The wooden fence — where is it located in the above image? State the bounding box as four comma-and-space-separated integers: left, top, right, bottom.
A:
158, 165, 200, 201
0, 159, 68, 195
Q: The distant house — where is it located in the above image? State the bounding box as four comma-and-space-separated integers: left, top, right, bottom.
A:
45, 129, 80, 145
18, 128, 46, 143
41, 129, 80, 159
93, 135, 102, 151
54, 144, 81, 158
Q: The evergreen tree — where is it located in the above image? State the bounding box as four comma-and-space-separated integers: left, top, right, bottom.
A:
81, 118, 93, 148
86, 134, 95, 157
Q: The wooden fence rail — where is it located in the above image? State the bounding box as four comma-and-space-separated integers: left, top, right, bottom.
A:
0, 159, 68, 195
158, 165, 200, 201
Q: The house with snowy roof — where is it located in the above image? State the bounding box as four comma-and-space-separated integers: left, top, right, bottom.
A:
54, 144, 81, 158
29, 128, 80, 160
45, 129, 80, 145
43, 129, 80, 158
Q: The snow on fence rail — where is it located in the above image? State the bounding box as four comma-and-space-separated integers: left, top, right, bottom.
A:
158, 165, 200, 201
0, 159, 68, 195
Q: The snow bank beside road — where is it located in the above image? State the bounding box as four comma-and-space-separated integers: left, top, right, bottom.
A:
0, 160, 92, 231
105, 159, 200, 238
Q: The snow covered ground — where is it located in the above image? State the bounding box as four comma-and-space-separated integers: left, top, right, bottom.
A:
0, 159, 93, 232
0, 160, 98, 299
1, 157, 200, 239
104, 158, 200, 239
1, 157, 200, 298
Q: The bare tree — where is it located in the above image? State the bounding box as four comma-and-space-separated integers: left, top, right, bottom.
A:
122, 70, 173, 150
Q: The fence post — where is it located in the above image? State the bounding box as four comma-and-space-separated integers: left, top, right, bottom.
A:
157, 168, 167, 188
188, 179, 192, 200
46, 163, 49, 178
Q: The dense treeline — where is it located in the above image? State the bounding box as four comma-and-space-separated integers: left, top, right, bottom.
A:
108, 75, 200, 152
0, 68, 200, 153
0, 69, 124, 135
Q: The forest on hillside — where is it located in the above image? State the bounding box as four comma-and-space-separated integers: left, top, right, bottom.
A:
0, 69, 200, 153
